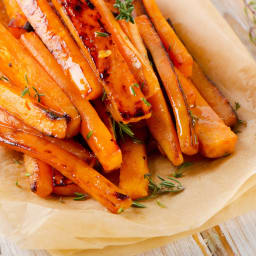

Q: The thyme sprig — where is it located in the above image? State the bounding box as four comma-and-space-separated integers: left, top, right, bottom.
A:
173, 162, 193, 178
114, 0, 135, 23
73, 192, 88, 201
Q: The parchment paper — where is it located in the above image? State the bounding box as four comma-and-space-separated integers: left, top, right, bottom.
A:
0, 0, 256, 255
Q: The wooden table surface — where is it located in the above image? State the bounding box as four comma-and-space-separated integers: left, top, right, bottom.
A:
1, 210, 256, 256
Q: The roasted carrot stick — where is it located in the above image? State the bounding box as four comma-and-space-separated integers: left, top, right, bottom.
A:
24, 155, 53, 198
20, 32, 121, 171
0, 23, 80, 138
0, 125, 132, 213
142, 0, 193, 77
191, 62, 237, 127
119, 19, 183, 165
52, 169, 85, 196
52, 0, 151, 124
16, 0, 102, 100
90, 0, 159, 98
175, 68, 238, 158
0, 80, 67, 138
119, 131, 149, 199
0, 107, 95, 165
136, 15, 198, 156
0, 1, 8, 25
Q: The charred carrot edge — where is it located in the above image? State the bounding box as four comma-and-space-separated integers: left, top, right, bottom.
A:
136, 15, 198, 156
119, 19, 183, 165
0, 124, 131, 213
191, 62, 238, 127
119, 132, 149, 200
20, 32, 121, 172
90, 0, 159, 98
0, 24, 81, 138
142, 0, 193, 77
0, 107, 95, 165
17, 0, 103, 100
52, 169, 85, 196
175, 68, 238, 158
0, 80, 68, 138
53, 0, 151, 124
24, 155, 53, 198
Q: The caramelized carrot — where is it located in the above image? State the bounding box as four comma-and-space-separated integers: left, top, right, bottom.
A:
191, 62, 237, 127
0, 23, 80, 138
24, 155, 53, 198
52, 0, 151, 124
52, 169, 85, 196
175, 68, 238, 158
0, 80, 67, 138
90, 0, 159, 98
136, 15, 198, 155
0, 124, 132, 213
142, 0, 193, 77
120, 19, 183, 165
16, 0, 102, 100
0, 1, 8, 25
20, 32, 121, 171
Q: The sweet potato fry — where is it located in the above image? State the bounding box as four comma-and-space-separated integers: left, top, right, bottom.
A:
119, 131, 149, 199
0, 23, 80, 138
120, 19, 183, 165
175, 68, 238, 158
0, 125, 132, 213
0, 80, 68, 138
17, 0, 102, 100
24, 155, 53, 198
20, 32, 121, 171
0, 107, 95, 165
52, 0, 151, 124
136, 15, 198, 156
142, 0, 193, 77
52, 169, 85, 196
191, 62, 238, 127
90, 0, 159, 98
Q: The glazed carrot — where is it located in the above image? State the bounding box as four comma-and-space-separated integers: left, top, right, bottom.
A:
90, 0, 159, 98
175, 68, 237, 158
16, 0, 102, 100
120, 19, 183, 165
119, 132, 149, 199
24, 155, 53, 198
0, 23, 80, 138
142, 0, 193, 77
136, 15, 198, 156
0, 1, 8, 25
52, 0, 152, 124
20, 32, 121, 171
3, 0, 26, 26
0, 107, 95, 165
0, 125, 132, 213
52, 169, 85, 196
0, 80, 68, 138
191, 62, 237, 127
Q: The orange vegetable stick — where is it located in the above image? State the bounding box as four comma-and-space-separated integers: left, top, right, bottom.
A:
52, 0, 151, 124
119, 19, 183, 165
175, 68, 238, 158
90, 0, 159, 98
0, 124, 132, 213
136, 15, 198, 156
52, 169, 85, 196
24, 155, 53, 198
16, 0, 102, 100
119, 132, 149, 199
191, 62, 237, 127
0, 80, 67, 138
0, 1, 9, 25
20, 32, 122, 171
0, 23, 80, 138
142, 0, 193, 77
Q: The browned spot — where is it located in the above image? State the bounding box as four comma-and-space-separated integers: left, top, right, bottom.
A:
114, 192, 129, 200
30, 181, 37, 193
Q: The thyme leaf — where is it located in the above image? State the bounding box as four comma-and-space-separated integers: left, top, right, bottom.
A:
173, 162, 193, 178
73, 192, 88, 201
114, 0, 135, 23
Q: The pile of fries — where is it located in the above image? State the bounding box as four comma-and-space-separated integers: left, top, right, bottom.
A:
0, 0, 238, 213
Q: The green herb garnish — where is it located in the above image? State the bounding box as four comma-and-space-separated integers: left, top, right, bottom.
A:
132, 201, 146, 208
141, 97, 151, 107
235, 102, 241, 111
95, 31, 109, 37
188, 110, 199, 127
0, 76, 9, 82
15, 180, 22, 189
21, 87, 30, 97
156, 200, 167, 208
118, 122, 135, 138
117, 207, 124, 214
173, 162, 193, 178
73, 192, 88, 201
130, 83, 140, 96
25, 173, 31, 177
114, 0, 135, 23
86, 131, 94, 140
32, 87, 44, 103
